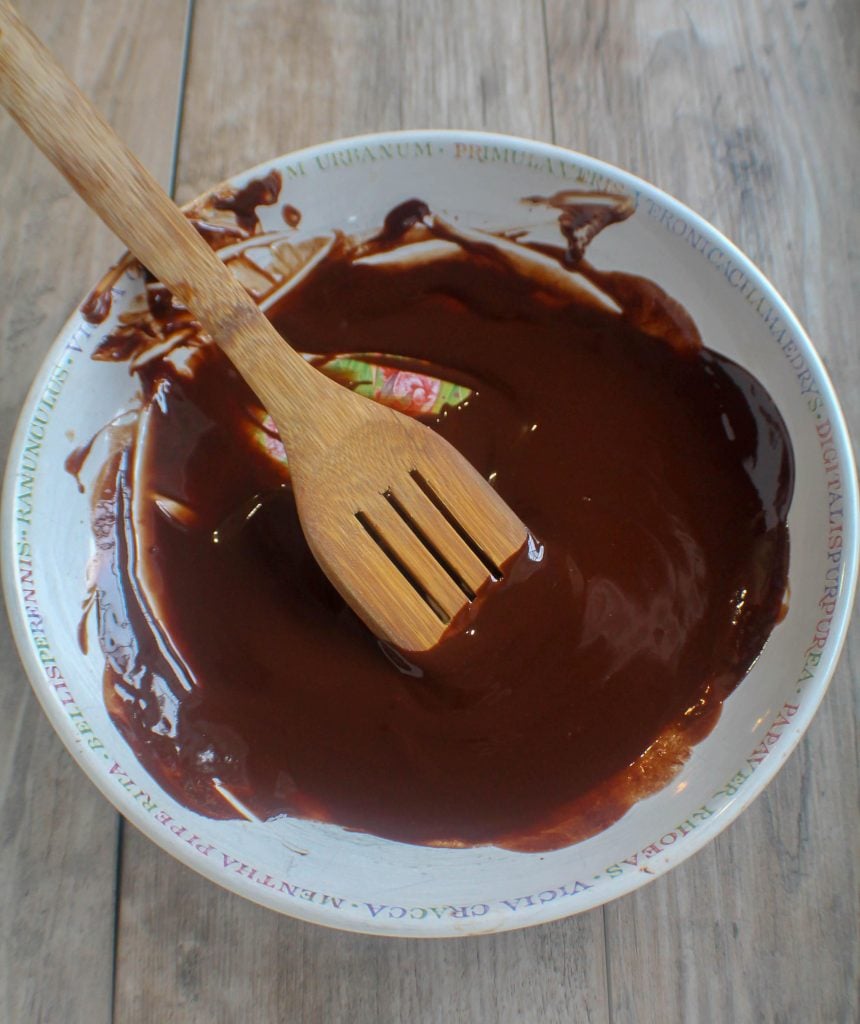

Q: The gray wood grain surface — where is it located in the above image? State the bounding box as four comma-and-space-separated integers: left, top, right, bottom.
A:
0, 3, 189, 1022
1, 1, 856, 1021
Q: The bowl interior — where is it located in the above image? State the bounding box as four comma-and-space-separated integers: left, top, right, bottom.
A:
3, 130, 857, 936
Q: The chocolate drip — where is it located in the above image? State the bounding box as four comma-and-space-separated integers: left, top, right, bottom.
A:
211, 169, 282, 233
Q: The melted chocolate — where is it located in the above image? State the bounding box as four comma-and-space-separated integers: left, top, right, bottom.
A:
81, 254, 137, 325
211, 169, 283, 233
377, 198, 431, 244
523, 190, 635, 265
188, 218, 246, 248
80, 194, 793, 851
281, 204, 302, 228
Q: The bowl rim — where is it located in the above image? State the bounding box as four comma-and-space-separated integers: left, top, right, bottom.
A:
3, 128, 858, 937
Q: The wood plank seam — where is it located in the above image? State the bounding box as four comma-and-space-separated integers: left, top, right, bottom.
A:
108, 4, 196, 1023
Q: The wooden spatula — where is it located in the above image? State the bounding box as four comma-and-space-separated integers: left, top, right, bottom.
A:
0, 2, 528, 651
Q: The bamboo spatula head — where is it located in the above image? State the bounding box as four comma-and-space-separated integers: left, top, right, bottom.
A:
267, 382, 529, 652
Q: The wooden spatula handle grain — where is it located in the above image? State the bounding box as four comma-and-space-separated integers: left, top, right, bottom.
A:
0, 1, 329, 439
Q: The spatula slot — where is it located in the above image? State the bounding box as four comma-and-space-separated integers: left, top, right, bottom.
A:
383, 490, 477, 601
408, 470, 504, 581
354, 511, 450, 624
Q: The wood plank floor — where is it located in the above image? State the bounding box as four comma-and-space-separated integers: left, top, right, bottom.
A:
1, 1, 857, 1021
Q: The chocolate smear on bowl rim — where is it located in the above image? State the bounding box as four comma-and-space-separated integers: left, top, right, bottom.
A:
70, 186, 794, 851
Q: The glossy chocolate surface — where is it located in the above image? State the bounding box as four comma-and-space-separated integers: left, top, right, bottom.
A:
79, 190, 793, 850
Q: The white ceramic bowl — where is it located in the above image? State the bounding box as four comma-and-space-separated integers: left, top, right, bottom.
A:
3, 130, 857, 936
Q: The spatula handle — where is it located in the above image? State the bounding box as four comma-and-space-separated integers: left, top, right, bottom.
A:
0, 1, 318, 422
